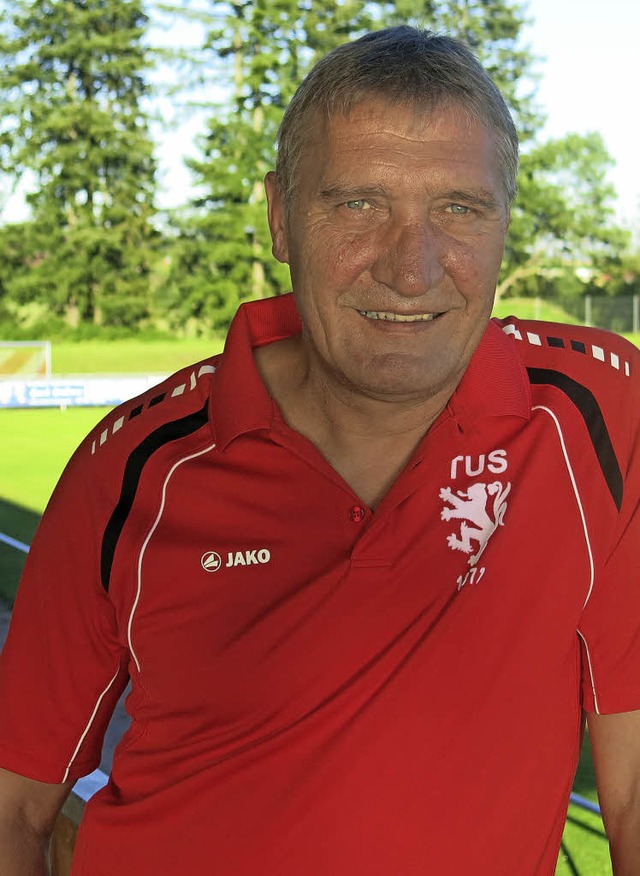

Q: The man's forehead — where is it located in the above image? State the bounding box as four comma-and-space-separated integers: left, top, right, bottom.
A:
302, 100, 503, 194
316, 97, 488, 144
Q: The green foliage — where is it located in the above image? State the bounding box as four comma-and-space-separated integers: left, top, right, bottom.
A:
0, 0, 158, 328
500, 132, 630, 299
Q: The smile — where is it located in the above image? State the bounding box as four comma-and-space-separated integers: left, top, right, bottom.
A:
358, 310, 439, 322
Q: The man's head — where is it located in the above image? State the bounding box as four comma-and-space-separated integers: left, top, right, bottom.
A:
264, 27, 516, 410
275, 26, 519, 212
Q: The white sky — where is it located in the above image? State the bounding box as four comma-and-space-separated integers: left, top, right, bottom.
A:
525, 0, 640, 225
3, 0, 639, 229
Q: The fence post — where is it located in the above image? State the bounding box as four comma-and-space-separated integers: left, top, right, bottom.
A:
633, 295, 639, 335
585, 295, 592, 327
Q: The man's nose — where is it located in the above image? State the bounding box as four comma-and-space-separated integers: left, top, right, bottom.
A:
371, 221, 445, 296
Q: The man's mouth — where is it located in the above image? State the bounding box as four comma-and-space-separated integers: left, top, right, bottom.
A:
358, 310, 440, 322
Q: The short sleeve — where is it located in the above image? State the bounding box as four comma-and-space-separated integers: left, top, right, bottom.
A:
578, 365, 640, 714
0, 445, 129, 783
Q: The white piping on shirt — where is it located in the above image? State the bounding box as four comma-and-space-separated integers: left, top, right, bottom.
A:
127, 442, 217, 673
576, 630, 600, 715
533, 404, 599, 713
62, 665, 121, 783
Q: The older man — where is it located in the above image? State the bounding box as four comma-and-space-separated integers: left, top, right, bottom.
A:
1, 26, 639, 875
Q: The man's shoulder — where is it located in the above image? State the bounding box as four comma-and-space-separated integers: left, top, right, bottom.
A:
75, 353, 221, 473
493, 315, 638, 398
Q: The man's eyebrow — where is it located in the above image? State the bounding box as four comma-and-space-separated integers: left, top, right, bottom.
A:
440, 189, 501, 210
319, 184, 390, 201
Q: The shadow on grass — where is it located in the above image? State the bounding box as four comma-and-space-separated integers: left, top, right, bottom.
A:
560, 840, 581, 876
572, 731, 598, 799
0, 498, 41, 608
566, 813, 607, 839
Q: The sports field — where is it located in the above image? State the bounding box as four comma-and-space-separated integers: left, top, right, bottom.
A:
0, 319, 629, 874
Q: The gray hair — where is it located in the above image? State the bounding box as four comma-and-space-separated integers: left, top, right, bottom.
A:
275, 26, 519, 207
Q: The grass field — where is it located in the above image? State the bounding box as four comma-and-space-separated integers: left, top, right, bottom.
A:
492, 297, 580, 323
52, 336, 225, 375
0, 325, 630, 874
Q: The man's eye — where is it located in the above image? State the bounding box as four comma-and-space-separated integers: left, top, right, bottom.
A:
344, 199, 370, 211
447, 203, 471, 215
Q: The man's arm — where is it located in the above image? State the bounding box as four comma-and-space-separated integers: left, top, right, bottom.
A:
588, 710, 640, 876
0, 767, 73, 875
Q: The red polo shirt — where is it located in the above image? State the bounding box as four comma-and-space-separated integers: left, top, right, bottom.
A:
1, 294, 639, 874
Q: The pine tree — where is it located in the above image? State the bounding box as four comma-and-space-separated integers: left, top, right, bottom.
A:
0, 0, 158, 328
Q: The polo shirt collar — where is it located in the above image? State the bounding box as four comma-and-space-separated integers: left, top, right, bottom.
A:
211, 294, 531, 449
447, 318, 531, 431
211, 294, 302, 449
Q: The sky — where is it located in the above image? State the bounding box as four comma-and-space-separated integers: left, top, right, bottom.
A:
524, 0, 640, 225
2, 0, 639, 228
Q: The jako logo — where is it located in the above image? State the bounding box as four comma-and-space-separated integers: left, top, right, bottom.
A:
201, 549, 271, 572
225, 549, 271, 568
201, 551, 222, 572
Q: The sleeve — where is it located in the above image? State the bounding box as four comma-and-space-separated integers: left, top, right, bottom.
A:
0, 441, 129, 784
578, 350, 640, 715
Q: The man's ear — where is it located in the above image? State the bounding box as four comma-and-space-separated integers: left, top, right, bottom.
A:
264, 172, 290, 264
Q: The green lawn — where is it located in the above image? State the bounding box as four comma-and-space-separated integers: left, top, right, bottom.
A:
492, 296, 579, 323
51, 336, 224, 375
0, 407, 109, 605
557, 735, 611, 875
0, 407, 110, 513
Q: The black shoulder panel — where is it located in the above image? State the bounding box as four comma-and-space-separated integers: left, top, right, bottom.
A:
527, 368, 623, 511
100, 400, 210, 592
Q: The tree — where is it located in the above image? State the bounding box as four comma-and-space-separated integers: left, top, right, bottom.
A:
0, 0, 158, 328
500, 132, 630, 300
159, 0, 373, 333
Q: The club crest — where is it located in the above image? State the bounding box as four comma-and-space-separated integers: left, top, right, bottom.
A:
440, 481, 511, 567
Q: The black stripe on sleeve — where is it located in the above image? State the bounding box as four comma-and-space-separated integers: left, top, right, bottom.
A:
100, 400, 210, 591
527, 368, 623, 511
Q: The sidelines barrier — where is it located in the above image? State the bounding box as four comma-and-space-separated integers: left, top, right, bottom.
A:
0, 531, 30, 552
1, 528, 604, 872
0, 374, 167, 409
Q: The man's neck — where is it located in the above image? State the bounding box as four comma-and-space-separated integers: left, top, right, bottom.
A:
255, 337, 450, 508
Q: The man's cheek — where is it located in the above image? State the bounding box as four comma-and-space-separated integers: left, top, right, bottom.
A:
330, 236, 379, 281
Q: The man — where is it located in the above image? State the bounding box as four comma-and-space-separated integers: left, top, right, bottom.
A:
0, 25, 639, 875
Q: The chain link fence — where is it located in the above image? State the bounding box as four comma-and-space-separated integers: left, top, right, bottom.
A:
503, 295, 640, 334
565, 295, 639, 334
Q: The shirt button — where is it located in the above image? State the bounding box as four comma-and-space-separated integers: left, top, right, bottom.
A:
349, 505, 367, 523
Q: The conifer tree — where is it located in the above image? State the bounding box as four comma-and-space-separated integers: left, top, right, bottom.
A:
0, 0, 158, 328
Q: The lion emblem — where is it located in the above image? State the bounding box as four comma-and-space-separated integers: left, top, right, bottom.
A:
440, 481, 511, 566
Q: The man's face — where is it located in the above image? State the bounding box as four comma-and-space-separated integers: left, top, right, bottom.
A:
266, 100, 510, 405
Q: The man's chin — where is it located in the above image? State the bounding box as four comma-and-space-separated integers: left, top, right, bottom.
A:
334, 360, 459, 406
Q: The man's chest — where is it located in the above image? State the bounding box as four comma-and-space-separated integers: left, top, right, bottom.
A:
105, 406, 611, 724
